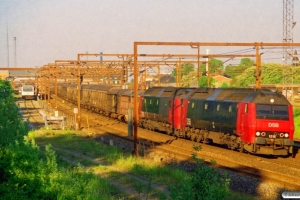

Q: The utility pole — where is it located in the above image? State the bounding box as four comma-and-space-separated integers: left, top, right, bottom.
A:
283, 0, 296, 98
283, 0, 295, 65
6, 23, 9, 68
14, 37, 17, 67
206, 49, 210, 87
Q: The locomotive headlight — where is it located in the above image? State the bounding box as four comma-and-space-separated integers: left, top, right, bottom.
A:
279, 133, 284, 137
261, 132, 266, 136
284, 133, 289, 138
256, 132, 260, 136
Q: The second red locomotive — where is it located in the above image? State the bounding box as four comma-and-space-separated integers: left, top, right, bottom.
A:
139, 87, 294, 156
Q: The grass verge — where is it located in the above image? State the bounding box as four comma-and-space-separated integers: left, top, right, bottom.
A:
28, 129, 254, 200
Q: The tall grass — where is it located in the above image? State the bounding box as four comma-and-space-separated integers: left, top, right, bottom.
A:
30, 130, 254, 200
294, 108, 300, 138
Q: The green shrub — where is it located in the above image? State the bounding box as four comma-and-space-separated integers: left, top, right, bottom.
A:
0, 81, 118, 199
294, 108, 300, 117
0, 80, 29, 146
294, 108, 300, 138
170, 146, 230, 200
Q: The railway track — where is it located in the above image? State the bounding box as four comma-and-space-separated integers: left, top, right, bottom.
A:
44, 95, 300, 194
19, 98, 44, 129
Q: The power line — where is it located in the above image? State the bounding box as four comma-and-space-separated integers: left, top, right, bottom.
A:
219, 48, 255, 55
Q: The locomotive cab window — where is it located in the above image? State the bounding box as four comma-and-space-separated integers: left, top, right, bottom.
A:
256, 104, 289, 120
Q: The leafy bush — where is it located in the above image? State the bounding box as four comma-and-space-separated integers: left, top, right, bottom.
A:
0, 139, 118, 199
0, 81, 118, 199
293, 108, 300, 138
293, 108, 300, 117
0, 80, 29, 146
169, 146, 230, 200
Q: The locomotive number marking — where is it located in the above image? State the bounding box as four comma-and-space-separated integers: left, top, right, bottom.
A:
268, 123, 279, 128
269, 135, 276, 139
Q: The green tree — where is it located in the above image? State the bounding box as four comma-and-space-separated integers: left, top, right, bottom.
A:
220, 82, 230, 88
231, 62, 300, 88
224, 65, 248, 79
181, 71, 198, 87
198, 76, 216, 88
172, 63, 195, 78
260, 63, 283, 84
232, 66, 256, 87
240, 58, 255, 67
224, 58, 254, 79
200, 58, 224, 75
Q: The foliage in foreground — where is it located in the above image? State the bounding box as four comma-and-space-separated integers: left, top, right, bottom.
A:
0, 80, 118, 199
169, 146, 230, 200
0, 80, 29, 147
0, 139, 118, 200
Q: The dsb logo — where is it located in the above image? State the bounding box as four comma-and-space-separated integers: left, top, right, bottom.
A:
268, 123, 279, 127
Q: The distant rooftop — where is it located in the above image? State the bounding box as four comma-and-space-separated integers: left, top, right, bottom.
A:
8, 70, 36, 77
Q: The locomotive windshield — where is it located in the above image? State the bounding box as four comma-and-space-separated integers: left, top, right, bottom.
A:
256, 104, 289, 120
23, 87, 33, 92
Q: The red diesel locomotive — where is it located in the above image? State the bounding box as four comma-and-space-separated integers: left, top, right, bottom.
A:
139, 87, 294, 156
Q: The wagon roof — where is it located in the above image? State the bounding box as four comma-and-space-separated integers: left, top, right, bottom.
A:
143, 87, 177, 96
119, 90, 144, 96
188, 88, 290, 104
108, 89, 127, 94
85, 84, 120, 91
80, 84, 93, 89
59, 83, 77, 87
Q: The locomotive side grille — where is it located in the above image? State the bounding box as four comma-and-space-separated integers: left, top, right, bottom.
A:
192, 92, 210, 98
215, 90, 231, 100
225, 93, 248, 101
161, 91, 173, 97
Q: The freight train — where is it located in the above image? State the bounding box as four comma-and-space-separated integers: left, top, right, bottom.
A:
56, 83, 294, 156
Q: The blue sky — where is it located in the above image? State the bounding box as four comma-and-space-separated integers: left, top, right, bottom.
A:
0, 0, 299, 67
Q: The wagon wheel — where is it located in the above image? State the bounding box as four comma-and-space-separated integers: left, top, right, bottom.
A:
191, 135, 197, 142
166, 127, 172, 135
